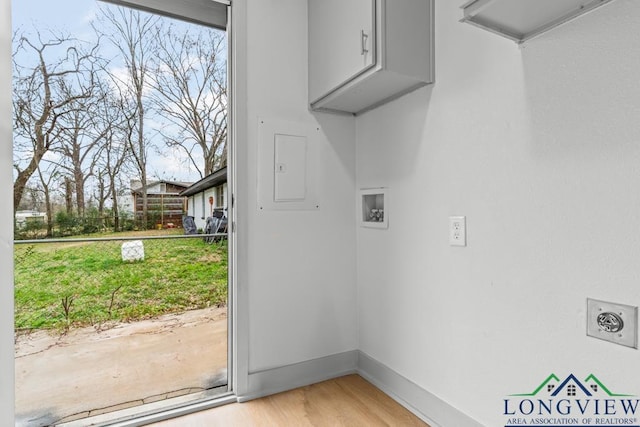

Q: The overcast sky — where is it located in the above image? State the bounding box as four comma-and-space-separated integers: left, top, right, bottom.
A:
12, 1, 216, 184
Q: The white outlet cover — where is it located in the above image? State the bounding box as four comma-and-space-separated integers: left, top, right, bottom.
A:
449, 216, 466, 246
587, 298, 638, 349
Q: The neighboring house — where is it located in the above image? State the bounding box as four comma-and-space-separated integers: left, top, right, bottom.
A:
179, 166, 227, 231
14, 210, 47, 229
129, 180, 193, 228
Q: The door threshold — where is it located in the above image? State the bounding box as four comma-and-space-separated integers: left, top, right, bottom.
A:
58, 388, 236, 427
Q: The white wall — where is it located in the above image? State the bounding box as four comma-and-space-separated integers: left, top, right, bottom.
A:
10, 1, 637, 425
0, 0, 357, 419
356, 0, 640, 425
187, 184, 226, 230
0, 0, 14, 424
235, 0, 357, 392
187, 192, 205, 226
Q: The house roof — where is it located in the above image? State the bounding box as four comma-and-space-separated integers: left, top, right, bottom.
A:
179, 166, 228, 197
131, 179, 193, 195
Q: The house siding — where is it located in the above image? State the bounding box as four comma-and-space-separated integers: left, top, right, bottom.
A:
186, 183, 227, 231
131, 181, 191, 228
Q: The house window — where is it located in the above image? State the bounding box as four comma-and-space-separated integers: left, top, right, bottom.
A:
591, 384, 598, 392
160, 183, 167, 193
547, 384, 555, 392
216, 185, 225, 208
567, 384, 576, 396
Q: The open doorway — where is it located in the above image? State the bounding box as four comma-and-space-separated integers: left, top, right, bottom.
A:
12, 1, 232, 425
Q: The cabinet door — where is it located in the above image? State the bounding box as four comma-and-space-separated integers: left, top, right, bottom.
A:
309, 0, 376, 103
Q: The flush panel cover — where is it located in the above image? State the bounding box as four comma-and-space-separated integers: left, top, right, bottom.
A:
257, 118, 319, 211
274, 134, 307, 202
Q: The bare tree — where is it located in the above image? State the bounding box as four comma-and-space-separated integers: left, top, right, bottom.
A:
150, 25, 227, 178
16, 185, 42, 212
95, 168, 109, 222
53, 73, 110, 218
95, 6, 161, 228
95, 89, 134, 231
12, 31, 97, 214
36, 161, 61, 237
64, 176, 74, 214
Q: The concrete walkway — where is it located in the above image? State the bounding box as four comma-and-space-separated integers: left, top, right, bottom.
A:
15, 307, 228, 427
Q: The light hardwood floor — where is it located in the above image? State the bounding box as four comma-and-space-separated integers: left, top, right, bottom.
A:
150, 374, 429, 426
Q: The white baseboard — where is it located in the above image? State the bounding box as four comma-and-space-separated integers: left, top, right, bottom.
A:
357, 351, 484, 427
238, 350, 359, 402
237, 349, 483, 427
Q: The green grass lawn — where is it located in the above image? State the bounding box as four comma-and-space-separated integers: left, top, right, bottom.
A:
14, 230, 228, 332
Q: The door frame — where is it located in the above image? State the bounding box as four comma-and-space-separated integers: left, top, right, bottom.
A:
2, 0, 242, 425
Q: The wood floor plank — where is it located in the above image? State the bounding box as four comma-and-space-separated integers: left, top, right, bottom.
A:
150, 375, 429, 426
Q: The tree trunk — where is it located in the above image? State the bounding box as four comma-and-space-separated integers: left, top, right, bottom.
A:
111, 185, 120, 232
65, 177, 74, 214
138, 92, 148, 229
44, 187, 53, 237
13, 161, 39, 214
74, 172, 85, 217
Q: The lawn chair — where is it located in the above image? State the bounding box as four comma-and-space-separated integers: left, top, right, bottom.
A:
203, 210, 228, 244
215, 209, 228, 237
182, 215, 198, 235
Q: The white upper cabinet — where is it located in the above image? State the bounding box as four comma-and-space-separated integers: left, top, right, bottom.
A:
309, 0, 435, 115
309, 0, 376, 102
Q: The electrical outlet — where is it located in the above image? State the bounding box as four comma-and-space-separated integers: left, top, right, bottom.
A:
586, 298, 638, 349
449, 216, 466, 247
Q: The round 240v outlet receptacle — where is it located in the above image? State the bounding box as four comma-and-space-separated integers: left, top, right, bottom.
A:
587, 298, 638, 349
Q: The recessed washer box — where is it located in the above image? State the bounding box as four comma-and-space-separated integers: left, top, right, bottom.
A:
587, 298, 638, 349
359, 188, 388, 229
